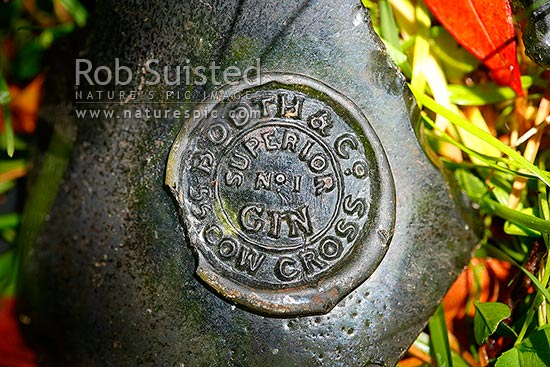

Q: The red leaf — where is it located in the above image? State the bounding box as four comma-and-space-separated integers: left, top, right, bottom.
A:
424, 0, 524, 96
0, 298, 37, 367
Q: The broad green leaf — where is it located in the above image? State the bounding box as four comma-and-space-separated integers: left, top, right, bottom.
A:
428, 304, 453, 367
496, 325, 550, 367
401, 36, 415, 52
454, 169, 487, 200
473, 301, 511, 344
451, 353, 470, 367
504, 220, 541, 237
495, 348, 519, 367
504, 208, 542, 237
485, 174, 514, 205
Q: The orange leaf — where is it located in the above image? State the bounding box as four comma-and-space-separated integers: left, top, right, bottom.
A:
0, 74, 44, 134
397, 357, 427, 367
443, 258, 514, 349
0, 166, 27, 184
423, 0, 524, 96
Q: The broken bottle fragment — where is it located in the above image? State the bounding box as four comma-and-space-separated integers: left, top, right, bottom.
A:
18, 0, 476, 366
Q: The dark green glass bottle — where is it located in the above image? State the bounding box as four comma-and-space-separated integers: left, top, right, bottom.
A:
18, 1, 476, 366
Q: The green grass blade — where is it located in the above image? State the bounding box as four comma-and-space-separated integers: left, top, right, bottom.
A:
455, 169, 550, 233
413, 89, 550, 187
0, 213, 19, 229
440, 157, 538, 181
428, 303, 453, 367
481, 198, 550, 234
382, 40, 412, 78
379, 0, 401, 49
538, 153, 550, 248
2, 105, 14, 157
487, 245, 550, 302
0, 250, 16, 297
0, 132, 27, 152
424, 115, 539, 178
410, 1, 430, 95
0, 74, 14, 157
0, 73, 10, 105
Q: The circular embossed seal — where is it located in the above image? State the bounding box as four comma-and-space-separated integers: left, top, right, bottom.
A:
166, 73, 395, 316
